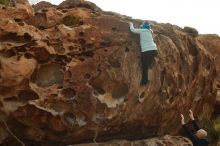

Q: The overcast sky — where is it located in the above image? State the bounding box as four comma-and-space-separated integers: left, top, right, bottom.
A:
30, 0, 220, 35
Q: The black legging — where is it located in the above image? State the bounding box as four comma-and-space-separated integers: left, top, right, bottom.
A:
140, 50, 157, 85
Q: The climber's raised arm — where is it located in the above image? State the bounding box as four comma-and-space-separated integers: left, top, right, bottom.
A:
181, 112, 209, 146
150, 29, 155, 38
180, 114, 200, 144
189, 110, 200, 131
129, 22, 144, 34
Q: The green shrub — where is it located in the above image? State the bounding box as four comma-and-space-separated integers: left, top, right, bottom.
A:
61, 15, 81, 27
214, 118, 220, 132
203, 119, 220, 145
0, 0, 10, 5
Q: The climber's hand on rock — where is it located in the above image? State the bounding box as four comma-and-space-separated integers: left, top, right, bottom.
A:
180, 114, 185, 125
189, 109, 195, 120
128, 22, 133, 25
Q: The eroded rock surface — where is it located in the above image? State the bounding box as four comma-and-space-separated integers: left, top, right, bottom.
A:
197, 34, 220, 115
72, 135, 193, 146
0, 0, 218, 145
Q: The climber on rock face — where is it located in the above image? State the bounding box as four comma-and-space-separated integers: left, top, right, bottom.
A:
129, 21, 157, 85
180, 110, 209, 146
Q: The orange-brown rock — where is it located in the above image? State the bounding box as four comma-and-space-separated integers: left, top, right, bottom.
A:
0, 0, 33, 20
0, 0, 218, 145
197, 34, 220, 114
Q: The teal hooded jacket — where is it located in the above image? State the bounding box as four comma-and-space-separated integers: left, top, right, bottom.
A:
129, 22, 157, 52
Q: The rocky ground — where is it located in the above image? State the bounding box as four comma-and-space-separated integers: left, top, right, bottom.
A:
71, 135, 192, 146
0, 0, 219, 145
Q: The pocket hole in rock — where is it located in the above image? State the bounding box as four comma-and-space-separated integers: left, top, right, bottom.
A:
89, 78, 106, 95
79, 32, 85, 37
14, 18, 22, 22
0, 49, 16, 58
112, 83, 129, 99
52, 43, 65, 54
24, 33, 32, 42
4, 96, 17, 102
125, 46, 130, 52
38, 26, 46, 30
30, 47, 50, 63
50, 94, 58, 97
14, 46, 27, 53
62, 88, 76, 99
140, 92, 145, 99
79, 57, 85, 62
63, 112, 77, 126
18, 89, 39, 101
24, 53, 34, 59
84, 73, 91, 79
68, 46, 75, 51
57, 85, 64, 89
124, 97, 128, 102
95, 86, 106, 95
42, 9, 48, 12
35, 63, 64, 87
79, 21, 84, 25
18, 22, 25, 26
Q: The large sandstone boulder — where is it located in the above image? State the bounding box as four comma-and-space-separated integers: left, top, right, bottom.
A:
0, 0, 218, 145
